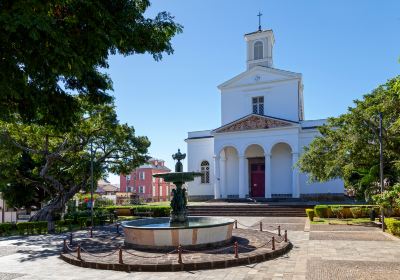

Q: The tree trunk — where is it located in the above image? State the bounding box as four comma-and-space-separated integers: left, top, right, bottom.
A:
30, 186, 80, 233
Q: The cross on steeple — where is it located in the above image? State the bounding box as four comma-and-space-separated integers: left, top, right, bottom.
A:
257, 12, 263, 31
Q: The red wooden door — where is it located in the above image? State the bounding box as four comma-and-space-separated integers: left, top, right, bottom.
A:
250, 163, 265, 197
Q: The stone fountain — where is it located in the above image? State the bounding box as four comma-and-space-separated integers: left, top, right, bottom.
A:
122, 149, 235, 250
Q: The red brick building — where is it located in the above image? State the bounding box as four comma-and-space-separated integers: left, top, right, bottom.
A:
120, 158, 173, 202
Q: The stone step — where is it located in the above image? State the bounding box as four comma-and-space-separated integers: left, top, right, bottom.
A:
187, 205, 308, 217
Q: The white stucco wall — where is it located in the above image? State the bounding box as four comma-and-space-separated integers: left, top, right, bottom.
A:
221, 79, 299, 125
186, 136, 214, 198
271, 143, 292, 195
224, 147, 239, 197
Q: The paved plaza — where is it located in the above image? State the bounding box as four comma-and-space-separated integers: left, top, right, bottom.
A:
0, 217, 400, 280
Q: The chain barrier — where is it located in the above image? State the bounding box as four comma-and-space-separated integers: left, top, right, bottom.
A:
61, 222, 289, 262
235, 220, 282, 231
181, 244, 234, 254
237, 239, 272, 250
123, 249, 177, 259
80, 247, 119, 258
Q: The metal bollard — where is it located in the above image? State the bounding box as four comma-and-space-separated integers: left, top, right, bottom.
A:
116, 223, 120, 235
284, 230, 288, 242
271, 236, 275, 250
69, 232, 73, 245
77, 244, 82, 260
90, 227, 93, 238
234, 220, 238, 229
234, 241, 239, 258
260, 221, 263, 232
278, 225, 281, 236
178, 245, 182, 264
63, 239, 67, 253
119, 246, 123, 264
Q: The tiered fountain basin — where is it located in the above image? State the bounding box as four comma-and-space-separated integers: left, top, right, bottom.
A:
122, 217, 235, 250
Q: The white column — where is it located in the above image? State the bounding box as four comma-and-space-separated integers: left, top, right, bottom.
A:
238, 155, 246, 198
244, 157, 249, 197
213, 155, 221, 199
220, 155, 227, 198
292, 152, 300, 198
265, 153, 272, 198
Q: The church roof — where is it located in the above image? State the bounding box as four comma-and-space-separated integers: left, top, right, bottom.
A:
217, 66, 301, 90
244, 29, 273, 36
212, 114, 298, 134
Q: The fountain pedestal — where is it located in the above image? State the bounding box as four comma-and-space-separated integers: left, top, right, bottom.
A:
122, 149, 235, 250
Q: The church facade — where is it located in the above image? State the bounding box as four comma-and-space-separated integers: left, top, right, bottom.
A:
185, 29, 344, 200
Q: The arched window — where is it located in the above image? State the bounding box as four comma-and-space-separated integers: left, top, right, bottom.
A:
254, 41, 263, 60
200, 161, 210, 184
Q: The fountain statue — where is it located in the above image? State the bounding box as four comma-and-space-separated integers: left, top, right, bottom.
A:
153, 149, 198, 224
122, 149, 235, 250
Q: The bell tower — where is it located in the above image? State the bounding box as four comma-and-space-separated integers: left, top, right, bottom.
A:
245, 13, 274, 70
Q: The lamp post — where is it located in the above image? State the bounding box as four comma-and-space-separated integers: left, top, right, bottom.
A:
378, 112, 384, 232
90, 141, 94, 233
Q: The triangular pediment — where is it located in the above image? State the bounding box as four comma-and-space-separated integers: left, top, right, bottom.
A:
213, 114, 295, 133
218, 66, 301, 90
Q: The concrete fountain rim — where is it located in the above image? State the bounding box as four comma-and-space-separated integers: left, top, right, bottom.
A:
121, 217, 235, 230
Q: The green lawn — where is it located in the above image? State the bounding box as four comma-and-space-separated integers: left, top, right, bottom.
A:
311, 217, 374, 225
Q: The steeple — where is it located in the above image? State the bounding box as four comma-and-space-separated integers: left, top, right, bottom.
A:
244, 13, 274, 70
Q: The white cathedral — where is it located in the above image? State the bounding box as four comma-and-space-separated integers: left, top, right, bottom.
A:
185, 28, 344, 200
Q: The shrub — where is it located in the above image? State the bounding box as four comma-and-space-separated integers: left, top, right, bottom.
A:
331, 206, 344, 219
0, 223, 14, 236
314, 205, 329, 218
103, 205, 171, 217
385, 218, 400, 236
34, 221, 48, 234
78, 217, 87, 229
306, 209, 314, 221
16, 222, 29, 235
350, 207, 363, 218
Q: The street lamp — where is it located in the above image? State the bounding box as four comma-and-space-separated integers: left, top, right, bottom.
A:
90, 141, 94, 236
378, 112, 385, 232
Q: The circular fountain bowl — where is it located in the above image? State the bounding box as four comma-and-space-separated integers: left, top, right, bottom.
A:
122, 217, 235, 250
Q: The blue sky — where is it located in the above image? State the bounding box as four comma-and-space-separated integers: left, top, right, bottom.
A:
107, 0, 400, 183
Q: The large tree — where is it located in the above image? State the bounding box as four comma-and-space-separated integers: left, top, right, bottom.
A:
298, 76, 400, 200
0, 0, 182, 127
0, 98, 150, 231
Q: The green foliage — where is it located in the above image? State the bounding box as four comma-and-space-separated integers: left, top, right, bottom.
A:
314, 205, 330, 218
330, 206, 344, 219
0, 151, 48, 209
104, 205, 171, 217
314, 205, 378, 219
385, 218, 400, 236
372, 183, 400, 212
298, 76, 400, 197
0, 223, 14, 236
350, 207, 363, 218
1, 99, 150, 224
0, 0, 182, 128
306, 209, 314, 221
16, 221, 48, 235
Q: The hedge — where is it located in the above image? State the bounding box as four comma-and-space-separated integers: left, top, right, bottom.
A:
385, 218, 400, 236
16, 221, 48, 235
103, 205, 171, 217
313, 205, 380, 219
0, 223, 14, 236
305, 209, 314, 221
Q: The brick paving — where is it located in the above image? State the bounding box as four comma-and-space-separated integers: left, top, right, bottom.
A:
307, 259, 400, 280
309, 231, 393, 241
61, 228, 290, 271
310, 223, 380, 231
0, 216, 400, 279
